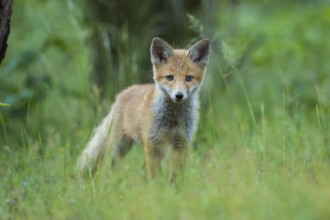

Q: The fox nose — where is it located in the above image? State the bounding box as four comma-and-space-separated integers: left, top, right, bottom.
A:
175, 93, 184, 100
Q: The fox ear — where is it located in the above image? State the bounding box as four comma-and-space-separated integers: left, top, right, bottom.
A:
188, 39, 210, 68
151, 37, 174, 65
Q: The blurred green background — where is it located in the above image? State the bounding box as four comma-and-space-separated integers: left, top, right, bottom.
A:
1, 0, 329, 148
1, 0, 330, 219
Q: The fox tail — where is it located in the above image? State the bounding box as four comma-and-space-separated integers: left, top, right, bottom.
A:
77, 110, 113, 175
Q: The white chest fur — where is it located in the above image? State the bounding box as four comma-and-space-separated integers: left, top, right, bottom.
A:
150, 93, 199, 144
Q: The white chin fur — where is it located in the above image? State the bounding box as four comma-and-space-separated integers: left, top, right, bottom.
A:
172, 98, 185, 103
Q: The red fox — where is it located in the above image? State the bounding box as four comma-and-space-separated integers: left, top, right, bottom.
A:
78, 37, 210, 181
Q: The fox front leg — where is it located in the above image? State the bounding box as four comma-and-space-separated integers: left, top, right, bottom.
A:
170, 137, 189, 184
143, 140, 163, 180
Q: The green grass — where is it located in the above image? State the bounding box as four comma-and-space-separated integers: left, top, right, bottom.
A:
1, 106, 329, 219
1, 1, 330, 219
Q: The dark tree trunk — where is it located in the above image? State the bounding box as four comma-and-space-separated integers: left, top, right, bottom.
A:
0, 0, 13, 65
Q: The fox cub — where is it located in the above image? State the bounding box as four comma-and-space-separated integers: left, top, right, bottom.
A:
78, 37, 210, 180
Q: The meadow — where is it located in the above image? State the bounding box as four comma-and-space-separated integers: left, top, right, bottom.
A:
0, 1, 329, 219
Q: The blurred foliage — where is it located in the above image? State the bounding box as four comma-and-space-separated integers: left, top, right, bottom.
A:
0, 0, 329, 147
0, 46, 53, 118
0, 1, 92, 145
211, 1, 330, 110
81, 0, 215, 99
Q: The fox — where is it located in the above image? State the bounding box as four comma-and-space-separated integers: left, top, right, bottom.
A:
78, 37, 211, 181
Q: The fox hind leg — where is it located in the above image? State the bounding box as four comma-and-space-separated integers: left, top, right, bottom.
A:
110, 135, 134, 167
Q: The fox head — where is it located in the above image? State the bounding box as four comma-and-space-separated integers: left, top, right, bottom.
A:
151, 37, 210, 103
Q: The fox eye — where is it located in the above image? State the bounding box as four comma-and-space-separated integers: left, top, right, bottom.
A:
186, 75, 193, 82
166, 75, 174, 81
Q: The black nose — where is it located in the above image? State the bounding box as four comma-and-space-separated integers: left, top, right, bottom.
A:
175, 93, 184, 100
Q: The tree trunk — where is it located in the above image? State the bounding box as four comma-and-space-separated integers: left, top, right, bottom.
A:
0, 0, 13, 65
